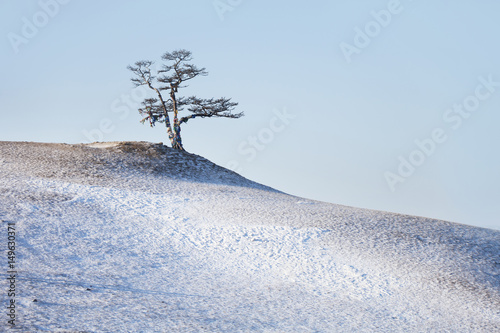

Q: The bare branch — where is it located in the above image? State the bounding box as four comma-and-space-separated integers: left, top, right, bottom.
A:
138, 98, 165, 127
180, 97, 243, 124
127, 60, 156, 87
157, 49, 208, 91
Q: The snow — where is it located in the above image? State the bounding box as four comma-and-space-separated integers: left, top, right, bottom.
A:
1, 141, 499, 332
84, 142, 123, 149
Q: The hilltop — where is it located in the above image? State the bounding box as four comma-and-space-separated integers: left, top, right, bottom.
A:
0, 141, 499, 332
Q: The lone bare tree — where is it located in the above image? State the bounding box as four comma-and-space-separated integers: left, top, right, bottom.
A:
128, 49, 243, 150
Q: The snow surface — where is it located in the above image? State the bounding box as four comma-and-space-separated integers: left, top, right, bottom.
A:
84, 142, 122, 149
0, 141, 499, 332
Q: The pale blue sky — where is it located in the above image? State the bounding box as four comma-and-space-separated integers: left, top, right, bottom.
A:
1, 0, 499, 229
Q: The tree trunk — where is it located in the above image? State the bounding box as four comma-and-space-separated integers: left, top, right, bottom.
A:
171, 122, 184, 150
151, 86, 177, 149
169, 87, 184, 150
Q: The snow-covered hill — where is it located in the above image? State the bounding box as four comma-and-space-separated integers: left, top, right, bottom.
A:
1, 141, 499, 332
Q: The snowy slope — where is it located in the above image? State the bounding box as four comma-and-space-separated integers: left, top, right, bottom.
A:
0, 141, 499, 332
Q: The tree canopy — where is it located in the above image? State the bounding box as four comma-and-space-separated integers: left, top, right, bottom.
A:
128, 50, 243, 150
